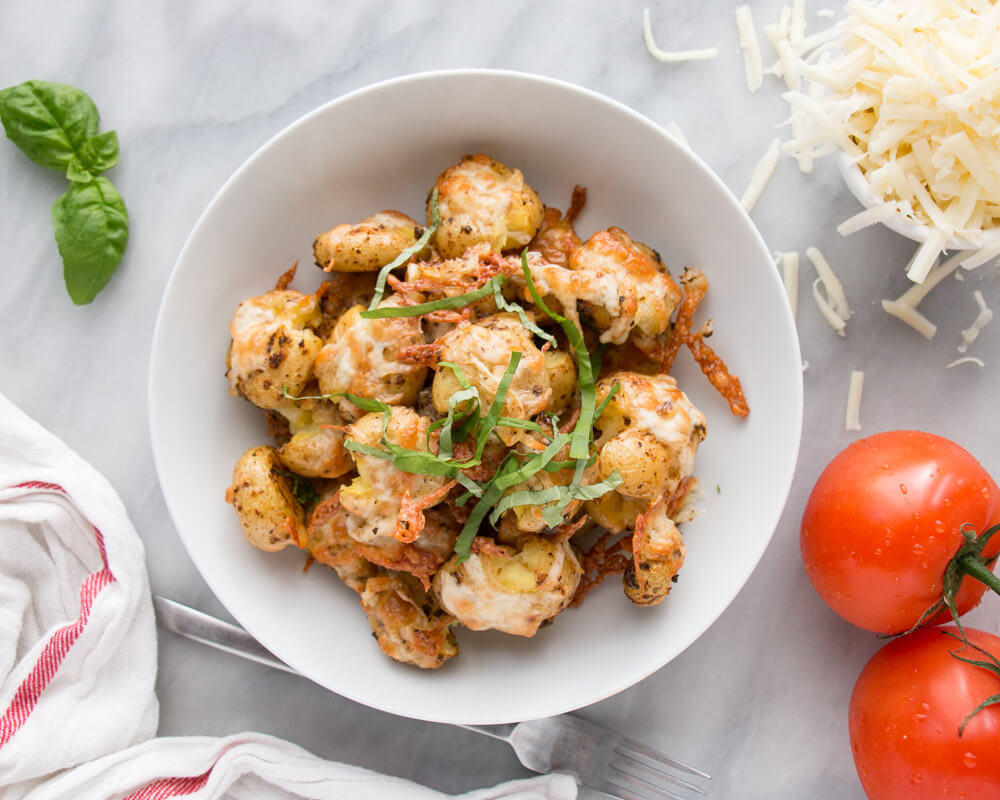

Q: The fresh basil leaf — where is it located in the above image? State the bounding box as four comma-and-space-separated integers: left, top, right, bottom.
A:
0, 80, 100, 172
65, 157, 93, 183
79, 130, 120, 174
51, 177, 129, 304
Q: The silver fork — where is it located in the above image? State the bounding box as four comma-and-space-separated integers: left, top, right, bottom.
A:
154, 596, 710, 800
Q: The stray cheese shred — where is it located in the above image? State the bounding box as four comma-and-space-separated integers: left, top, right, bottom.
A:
837, 202, 899, 236
881, 251, 965, 338
741, 138, 782, 212
880, 299, 936, 340
958, 290, 993, 353
780, 251, 799, 319
779, 0, 1000, 282
806, 246, 850, 326
845, 370, 864, 431
947, 356, 985, 369
643, 9, 719, 62
736, 6, 764, 92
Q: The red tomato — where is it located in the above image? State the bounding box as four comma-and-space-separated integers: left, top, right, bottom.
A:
849, 626, 1000, 800
801, 431, 1000, 633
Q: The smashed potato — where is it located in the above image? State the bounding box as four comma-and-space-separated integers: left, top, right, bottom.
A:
226, 446, 306, 551
434, 536, 581, 637
224, 154, 748, 669
314, 297, 427, 416
431, 154, 543, 258
314, 210, 425, 272
226, 289, 323, 410
362, 573, 458, 668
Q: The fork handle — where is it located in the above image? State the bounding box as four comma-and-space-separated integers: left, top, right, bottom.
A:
455, 723, 517, 742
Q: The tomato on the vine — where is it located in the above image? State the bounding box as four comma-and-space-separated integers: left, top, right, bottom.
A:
800, 431, 1000, 633
849, 626, 1000, 800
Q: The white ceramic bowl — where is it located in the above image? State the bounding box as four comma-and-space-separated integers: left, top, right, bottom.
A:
838, 153, 1000, 251
149, 70, 802, 724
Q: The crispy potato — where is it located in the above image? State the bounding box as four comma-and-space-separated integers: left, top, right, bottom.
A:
340, 407, 449, 545
592, 371, 706, 502
314, 210, 426, 272
226, 446, 306, 552
544, 349, 577, 414
314, 298, 427, 415
361, 573, 458, 669
433, 536, 581, 637
432, 313, 550, 441
584, 490, 647, 534
226, 289, 323, 410
570, 227, 682, 339
303, 494, 377, 592
431, 154, 543, 258
623, 500, 686, 606
276, 401, 353, 479
503, 435, 595, 533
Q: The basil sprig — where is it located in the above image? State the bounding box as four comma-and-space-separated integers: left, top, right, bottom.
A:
0, 80, 129, 304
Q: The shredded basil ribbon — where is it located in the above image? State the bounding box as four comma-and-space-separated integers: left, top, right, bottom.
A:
491, 277, 557, 346
454, 434, 570, 561
366, 187, 439, 311
361, 275, 503, 319
488, 470, 623, 527
519, 250, 596, 460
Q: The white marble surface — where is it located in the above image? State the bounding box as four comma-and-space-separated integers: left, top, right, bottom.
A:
2, 1, 999, 797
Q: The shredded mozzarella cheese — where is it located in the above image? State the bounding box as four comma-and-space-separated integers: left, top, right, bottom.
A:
741, 138, 782, 212
780, 251, 799, 319
837, 202, 900, 236
947, 356, 985, 368
812, 279, 846, 336
880, 299, 936, 339
643, 9, 719, 62
779, 1, 1000, 281
736, 6, 764, 92
961, 239, 1000, 269
845, 370, 864, 431
958, 290, 993, 353
806, 246, 850, 321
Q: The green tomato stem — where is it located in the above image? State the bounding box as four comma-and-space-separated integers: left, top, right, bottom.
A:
958, 554, 1000, 596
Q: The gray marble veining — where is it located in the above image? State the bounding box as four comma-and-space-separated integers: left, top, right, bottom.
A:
2, 2, 998, 798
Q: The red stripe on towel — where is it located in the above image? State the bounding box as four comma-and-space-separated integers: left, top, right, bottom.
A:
0, 482, 116, 747
121, 769, 213, 800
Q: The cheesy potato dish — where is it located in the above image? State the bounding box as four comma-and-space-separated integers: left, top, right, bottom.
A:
224, 154, 748, 668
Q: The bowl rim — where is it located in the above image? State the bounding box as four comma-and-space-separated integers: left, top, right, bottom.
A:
837, 152, 1000, 251
149, 68, 804, 723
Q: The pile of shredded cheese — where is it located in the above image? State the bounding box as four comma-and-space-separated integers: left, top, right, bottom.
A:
779, 0, 1000, 281
642, 2, 999, 428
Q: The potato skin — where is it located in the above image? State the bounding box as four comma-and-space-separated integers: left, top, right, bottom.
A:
544, 349, 577, 414
431, 313, 550, 439
276, 402, 353, 479
623, 501, 686, 606
430, 154, 543, 258
433, 536, 581, 637
226, 289, 323, 410
227, 446, 306, 552
314, 300, 427, 414
314, 210, 425, 272
592, 371, 707, 502
361, 573, 458, 669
